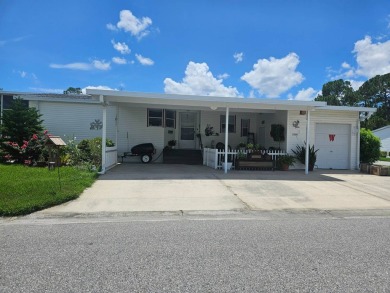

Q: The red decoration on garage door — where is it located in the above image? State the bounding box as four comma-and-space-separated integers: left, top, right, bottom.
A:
329, 134, 336, 142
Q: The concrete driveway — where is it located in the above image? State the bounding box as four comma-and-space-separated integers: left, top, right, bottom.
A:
37, 164, 390, 215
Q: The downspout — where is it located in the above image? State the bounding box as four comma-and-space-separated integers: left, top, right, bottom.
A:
305, 109, 311, 175
224, 107, 229, 174
99, 95, 107, 175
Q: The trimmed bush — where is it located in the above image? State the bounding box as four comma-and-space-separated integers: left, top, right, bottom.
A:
360, 128, 381, 164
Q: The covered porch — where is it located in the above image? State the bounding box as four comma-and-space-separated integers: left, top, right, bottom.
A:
88, 89, 327, 174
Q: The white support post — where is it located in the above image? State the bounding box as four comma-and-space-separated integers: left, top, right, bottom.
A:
100, 95, 107, 174
357, 114, 361, 170
224, 107, 229, 173
305, 109, 311, 175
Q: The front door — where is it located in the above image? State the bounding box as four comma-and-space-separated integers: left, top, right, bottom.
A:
179, 112, 196, 149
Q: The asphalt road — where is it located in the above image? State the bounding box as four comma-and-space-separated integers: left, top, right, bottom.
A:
1, 212, 390, 292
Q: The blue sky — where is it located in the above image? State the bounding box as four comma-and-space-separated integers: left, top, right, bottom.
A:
1, 0, 390, 100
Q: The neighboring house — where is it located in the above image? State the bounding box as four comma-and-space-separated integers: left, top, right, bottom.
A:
372, 126, 390, 156
0, 90, 376, 173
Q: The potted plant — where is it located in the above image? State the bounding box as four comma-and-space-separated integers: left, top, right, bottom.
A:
167, 140, 176, 149
237, 142, 247, 150
277, 154, 296, 171
291, 143, 319, 171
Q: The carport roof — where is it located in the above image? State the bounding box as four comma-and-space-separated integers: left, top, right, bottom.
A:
86, 89, 327, 111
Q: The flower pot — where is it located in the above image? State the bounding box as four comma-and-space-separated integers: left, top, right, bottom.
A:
222, 162, 232, 170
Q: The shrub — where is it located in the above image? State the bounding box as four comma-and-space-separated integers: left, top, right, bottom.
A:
360, 128, 381, 164
292, 143, 319, 171
61, 137, 114, 169
1, 131, 50, 164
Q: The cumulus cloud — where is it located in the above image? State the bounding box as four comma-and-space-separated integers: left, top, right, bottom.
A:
135, 54, 154, 66
112, 57, 127, 64
353, 36, 390, 78
287, 87, 318, 101
164, 61, 241, 97
82, 85, 118, 94
108, 10, 152, 39
233, 52, 244, 63
111, 40, 131, 54
241, 53, 304, 98
50, 59, 111, 71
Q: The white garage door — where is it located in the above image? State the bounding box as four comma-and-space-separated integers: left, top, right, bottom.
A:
315, 123, 351, 169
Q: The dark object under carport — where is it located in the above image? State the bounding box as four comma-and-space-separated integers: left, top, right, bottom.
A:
121, 143, 156, 163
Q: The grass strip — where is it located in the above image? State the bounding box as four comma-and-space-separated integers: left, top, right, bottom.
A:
0, 164, 97, 216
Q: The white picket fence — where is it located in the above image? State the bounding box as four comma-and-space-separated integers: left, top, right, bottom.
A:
203, 148, 286, 170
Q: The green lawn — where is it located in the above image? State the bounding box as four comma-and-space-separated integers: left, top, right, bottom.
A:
0, 164, 98, 216
379, 157, 390, 162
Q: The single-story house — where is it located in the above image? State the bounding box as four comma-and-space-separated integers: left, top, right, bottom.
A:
372, 125, 390, 156
0, 89, 376, 174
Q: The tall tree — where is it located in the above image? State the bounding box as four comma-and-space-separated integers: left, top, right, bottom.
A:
315, 79, 357, 106
1, 98, 43, 145
64, 87, 82, 94
358, 73, 390, 129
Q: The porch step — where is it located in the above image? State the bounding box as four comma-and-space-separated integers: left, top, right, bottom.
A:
163, 149, 203, 165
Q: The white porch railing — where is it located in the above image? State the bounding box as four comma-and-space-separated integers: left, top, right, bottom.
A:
105, 146, 117, 170
203, 148, 286, 170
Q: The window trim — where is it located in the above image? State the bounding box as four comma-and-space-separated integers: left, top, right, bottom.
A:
147, 108, 176, 128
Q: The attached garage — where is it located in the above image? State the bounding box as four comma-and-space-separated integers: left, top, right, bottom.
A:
315, 123, 351, 169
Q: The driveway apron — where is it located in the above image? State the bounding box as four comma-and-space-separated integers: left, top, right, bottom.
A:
37, 164, 390, 215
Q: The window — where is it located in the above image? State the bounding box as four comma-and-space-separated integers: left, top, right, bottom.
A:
147, 108, 176, 128
1, 95, 28, 110
148, 108, 163, 126
220, 115, 236, 133
241, 119, 250, 137
165, 109, 176, 128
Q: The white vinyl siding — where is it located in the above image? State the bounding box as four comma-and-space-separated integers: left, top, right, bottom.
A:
34, 101, 117, 143
117, 106, 164, 162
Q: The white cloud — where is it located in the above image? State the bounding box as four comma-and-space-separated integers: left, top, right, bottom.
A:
341, 62, 351, 69
50, 60, 111, 71
82, 85, 118, 94
353, 36, 390, 78
29, 87, 63, 94
19, 71, 27, 78
217, 73, 230, 79
112, 57, 127, 64
115, 10, 152, 39
50, 62, 92, 70
92, 60, 111, 70
348, 80, 364, 90
233, 52, 244, 63
241, 53, 304, 98
135, 54, 154, 66
287, 87, 318, 101
111, 40, 131, 54
106, 23, 117, 31
164, 61, 241, 97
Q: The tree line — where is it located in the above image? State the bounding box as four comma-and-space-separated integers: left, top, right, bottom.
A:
314, 73, 390, 130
